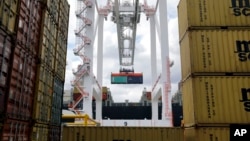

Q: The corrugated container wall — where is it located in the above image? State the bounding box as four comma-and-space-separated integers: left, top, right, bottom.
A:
1, 119, 30, 141
33, 65, 53, 124
32, 0, 58, 124
180, 30, 250, 79
0, 28, 12, 115
48, 125, 61, 141
0, 0, 19, 33
46, 0, 60, 25
62, 127, 184, 141
31, 123, 49, 141
178, 0, 250, 39
181, 76, 250, 127
39, 9, 57, 69
50, 76, 64, 126
58, 0, 69, 39
6, 0, 43, 121
33, 0, 69, 128
54, 0, 69, 81
184, 127, 230, 141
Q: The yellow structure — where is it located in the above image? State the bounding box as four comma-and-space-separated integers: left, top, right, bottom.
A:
62, 114, 100, 126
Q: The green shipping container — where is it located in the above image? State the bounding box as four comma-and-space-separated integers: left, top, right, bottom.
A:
111, 76, 127, 84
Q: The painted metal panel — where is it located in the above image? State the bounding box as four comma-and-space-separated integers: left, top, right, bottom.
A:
33, 65, 54, 124
48, 125, 61, 141
58, 0, 70, 41
55, 0, 68, 77
182, 76, 250, 127
146, 92, 151, 100
17, 0, 43, 56
46, 0, 60, 24
178, 0, 250, 39
127, 76, 143, 84
180, 30, 250, 79
0, 0, 19, 33
31, 123, 49, 141
111, 76, 127, 84
0, 28, 12, 113
1, 119, 30, 141
39, 9, 59, 70
102, 87, 108, 93
7, 45, 37, 120
51, 77, 64, 126
184, 127, 230, 141
62, 127, 184, 141
54, 46, 66, 81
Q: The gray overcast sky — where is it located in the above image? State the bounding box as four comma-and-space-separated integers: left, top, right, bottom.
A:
64, 0, 181, 102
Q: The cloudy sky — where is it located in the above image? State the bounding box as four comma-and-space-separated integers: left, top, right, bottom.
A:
64, 0, 181, 102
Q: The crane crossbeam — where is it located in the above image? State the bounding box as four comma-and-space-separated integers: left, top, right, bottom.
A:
112, 0, 140, 68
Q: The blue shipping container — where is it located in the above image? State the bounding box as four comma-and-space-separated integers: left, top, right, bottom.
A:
127, 76, 143, 84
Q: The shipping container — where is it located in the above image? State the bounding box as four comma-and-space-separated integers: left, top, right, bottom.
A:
48, 125, 61, 141
58, 0, 70, 40
1, 119, 30, 141
62, 127, 184, 141
56, 30, 68, 56
0, 124, 2, 140
127, 75, 143, 84
46, 0, 60, 24
39, 9, 58, 70
0, 28, 12, 113
172, 103, 183, 127
146, 92, 151, 100
31, 123, 49, 141
51, 76, 64, 126
184, 127, 230, 141
178, 0, 250, 39
102, 106, 152, 119
73, 87, 80, 94
7, 44, 37, 120
102, 87, 108, 93
0, 0, 19, 33
73, 93, 81, 101
111, 76, 127, 84
182, 76, 250, 127
180, 30, 250, 79
54, 48, 66, 81
17, 0, 43, 56
102, 93, 108, 100
33, 64, 54, 124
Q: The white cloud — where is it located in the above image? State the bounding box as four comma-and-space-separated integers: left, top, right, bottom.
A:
65, 0, 181, 102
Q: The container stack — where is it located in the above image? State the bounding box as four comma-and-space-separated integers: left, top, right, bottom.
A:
31, 0, 69, 140
62, 127, 184, 141
1, 0, 43, 140
0, 0, 69, 140
31, 0, 58, 139
178, 0, 250, 140
50, 0, 69, 140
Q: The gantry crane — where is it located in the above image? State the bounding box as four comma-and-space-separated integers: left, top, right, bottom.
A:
111, 0, 143, 84
70, 0, 173, 126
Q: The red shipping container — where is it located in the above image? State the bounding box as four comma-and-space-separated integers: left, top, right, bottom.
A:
3, 0, 44, 121
48, 125, 61, 141
7, 45, 37, 121
146, 92, 151, 100
102, 93, 107, 100
73, 93, 81, 101
0, 28, 12, 114
1, 119, 30, 141
16, 0, 43, 56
